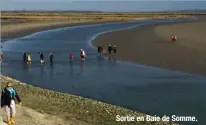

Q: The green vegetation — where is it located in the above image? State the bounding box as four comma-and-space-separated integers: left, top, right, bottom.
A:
1, 76, 180, 125
1, 11, 193, 22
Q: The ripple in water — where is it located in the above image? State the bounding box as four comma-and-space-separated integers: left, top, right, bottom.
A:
2, 18, 206, 125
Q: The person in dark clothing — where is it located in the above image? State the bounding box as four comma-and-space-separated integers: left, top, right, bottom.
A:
40, 53, 44, 60
108, 44, 113, 55
97, 46, 102, 53
97, 45, 104, 56
40, 53, 44, 64
1, 82, 22, 125
23, 52, 27, 62
113, 46, 116, 54
49, 53, 54, 62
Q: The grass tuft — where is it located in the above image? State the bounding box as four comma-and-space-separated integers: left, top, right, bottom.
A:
1, 76, 180, 125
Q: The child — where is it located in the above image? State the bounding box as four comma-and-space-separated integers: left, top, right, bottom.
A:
23, 52, 27, 63
1, 82, 22, 125
27, 54, 31, 64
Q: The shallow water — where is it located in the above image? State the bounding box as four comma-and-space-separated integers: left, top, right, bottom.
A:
2, 18, 206, 125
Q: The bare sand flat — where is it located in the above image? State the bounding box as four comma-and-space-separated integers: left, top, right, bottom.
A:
1, 20, 123, 41
154, 21, 206, 52
1, 11, 190, 41
1, 15, 205, 125
93, 19, 206, 75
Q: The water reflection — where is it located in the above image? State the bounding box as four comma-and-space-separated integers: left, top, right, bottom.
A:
23, 62, 31, 72
80, 60, 85, 74
49, 62, 54, 80
40, 63, 44, 78
2, 18, 206, 125
50, 62, 54, 68
108, 55, 112, 60
112, 55, 117, 64
69, 60, 74, 76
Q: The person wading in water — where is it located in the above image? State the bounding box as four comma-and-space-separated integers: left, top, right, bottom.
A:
49, 53, 54, 63
69, 52, 74, 61
40, 53, 45, 64
97, 45, 104, 56
108, 44, 113, 55
80, 49, 86, 60
23, 52, 27, 63
27, 54, 31, 64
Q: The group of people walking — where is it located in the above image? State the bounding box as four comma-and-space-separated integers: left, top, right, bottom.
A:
0, 45, 116, 125
23, 49, 86, 64
97, 44, 117, 55
1, 45, 115, 65
23, 52, 48, 64
108, 44, 116, 54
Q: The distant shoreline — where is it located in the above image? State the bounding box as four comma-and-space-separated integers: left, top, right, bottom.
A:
0, 12, 201, 125
1, 20, 126, 42
2, 9, 206, 14
1, 12, 192, 41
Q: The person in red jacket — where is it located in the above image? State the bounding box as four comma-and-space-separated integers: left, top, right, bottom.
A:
171, 35, 177, 41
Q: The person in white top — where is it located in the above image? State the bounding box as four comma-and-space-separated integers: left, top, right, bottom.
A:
80, 49, 86, 60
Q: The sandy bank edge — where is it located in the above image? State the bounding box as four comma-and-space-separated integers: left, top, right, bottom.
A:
92, 17, 206, 75
1, 76, 180, 125
1, 20, 128, 41
0, 20, 182, 124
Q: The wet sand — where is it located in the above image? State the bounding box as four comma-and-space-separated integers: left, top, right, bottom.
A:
2, 17, 206, 125
93, 18, 206, 75
1, 20, 123, 41
2, 17, 206, 75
